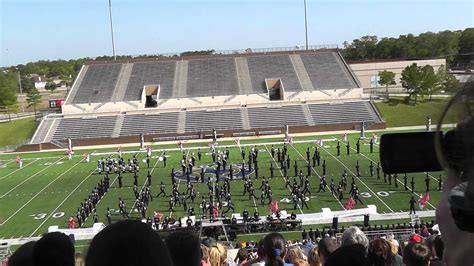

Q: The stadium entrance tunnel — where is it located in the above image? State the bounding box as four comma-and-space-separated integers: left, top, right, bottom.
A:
174, 164, 254, 182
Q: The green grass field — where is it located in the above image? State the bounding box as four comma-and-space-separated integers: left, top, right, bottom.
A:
375, 97, 456, 127
0, 131, 442, 239
0, 117, 38, 147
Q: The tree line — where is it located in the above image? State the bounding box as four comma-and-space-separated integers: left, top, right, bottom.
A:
378, 64, 461, 104
342, 28, 473, 68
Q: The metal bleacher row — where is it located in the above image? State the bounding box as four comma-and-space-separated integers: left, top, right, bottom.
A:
67, 51, 358, 104
35, 101, 382, 142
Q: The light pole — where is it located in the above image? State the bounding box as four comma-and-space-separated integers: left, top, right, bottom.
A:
304, 0, 309, 50
16, 69, 25, 113
108, 0, 117, 60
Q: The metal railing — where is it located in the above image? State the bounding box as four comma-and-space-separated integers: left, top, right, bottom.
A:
125, 44, 339, 59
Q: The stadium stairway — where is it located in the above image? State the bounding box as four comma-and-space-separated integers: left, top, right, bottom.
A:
43, 118, 60, 143
65, 65, 88, 104
235, 57, 254, 94
30, 118, 54, 144
241, 108, 250, 130
289, 54, 314, 91
173, 61, 188, 98
302, 104, 316, 126
112, 114, 125, 138
177, 111, 186, 134
112, 63, 133, 102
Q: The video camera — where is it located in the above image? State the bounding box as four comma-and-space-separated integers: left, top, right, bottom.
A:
379, 82, 474, 232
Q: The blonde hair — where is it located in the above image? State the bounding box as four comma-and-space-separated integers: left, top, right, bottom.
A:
209, 243, 227, 266
388, 239, 400, 256
286, 246, 304, 264
293, 258, 310, 266
307, 246, 322, 266
75, 252, 85, 266
201, 244, 210, 262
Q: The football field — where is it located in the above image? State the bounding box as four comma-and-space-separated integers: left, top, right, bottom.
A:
0, 131, 442, 239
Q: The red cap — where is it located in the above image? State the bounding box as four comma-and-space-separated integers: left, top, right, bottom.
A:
409, 234, 423, 243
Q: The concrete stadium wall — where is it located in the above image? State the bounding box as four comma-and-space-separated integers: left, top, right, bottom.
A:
349, 58, 446, 93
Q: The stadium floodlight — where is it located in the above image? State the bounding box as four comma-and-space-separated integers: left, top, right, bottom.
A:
304, 0, 309, 50
108, 0, 117, 60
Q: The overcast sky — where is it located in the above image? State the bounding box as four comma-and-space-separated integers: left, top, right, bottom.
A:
1, 0, 472, 66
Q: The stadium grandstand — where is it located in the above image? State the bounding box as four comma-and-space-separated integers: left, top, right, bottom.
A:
26, 46, 385, 150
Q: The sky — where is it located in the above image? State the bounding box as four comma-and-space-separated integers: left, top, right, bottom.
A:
0, 0, 472, 66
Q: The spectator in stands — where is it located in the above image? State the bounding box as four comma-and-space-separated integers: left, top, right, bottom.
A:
166, 230, 202, 266
85, 220, 172, 266
7, 241, 36, 266
285, 246, 304, 264
368, 238, 393, 266
325, 226, 370, 266
234, 248, 249, 265
341, 226, 369, 253
33, 232, 75, 266
261, 232, 290, 266
75, 253, 85, 266
317, 237, 336, 265
209, 243, 227, 266
402, 242, 431, 266
433, 235, 443, 262
387, 238, 402, 266
424, 235, 443, 266
307, 246, 321, 266
292, 258, 309, 266
241, 239, 265, 266
201, 244, 212, 266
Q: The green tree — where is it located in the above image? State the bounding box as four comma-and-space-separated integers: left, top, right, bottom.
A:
400, 63, 423, 104
443, 74, 461, 96
343, 36, 378, 60
45, 81, 57, 92
0, 71, 18, 109
20, 76, 35, 93
378, 70, 396, 100
26, 88, 42, 118
459, 28, 474, 53
419, 65, 439, 101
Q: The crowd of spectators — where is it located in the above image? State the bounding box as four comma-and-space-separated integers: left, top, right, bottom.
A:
7, 219, 447, 266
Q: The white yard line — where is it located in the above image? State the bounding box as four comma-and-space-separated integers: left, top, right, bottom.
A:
169, 150, 189, 218
0, 157, 64, 198
338, 137, 436, 210
0, 159, 41, 181
317, 143, 395, 213
82, 173, 121, 224
0, 158, 85, 226
129, 151, 164, 214
263, 144, 304, 215
29, 168, 97, 237
289, 144, 346, 210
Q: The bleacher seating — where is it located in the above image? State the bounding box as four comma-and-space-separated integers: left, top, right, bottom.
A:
124, 61, 177, 101
247, 105, 308, 129
52, 116, 118, 140
120, 112, 180, 136
184, 109, 243, 132
308, 101, 380, 124
71, 64, 122, 104
300, 52, 357, 89
247, 55, 302, 92
186, 58, 239, 97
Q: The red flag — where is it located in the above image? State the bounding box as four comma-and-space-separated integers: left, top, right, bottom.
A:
270, 201, 279, 214
419, 192, 430, 209
345, 197, 355, 210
